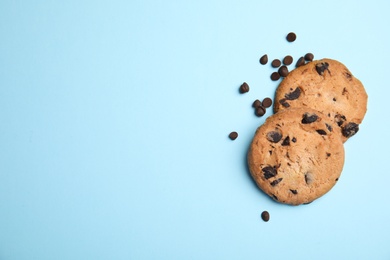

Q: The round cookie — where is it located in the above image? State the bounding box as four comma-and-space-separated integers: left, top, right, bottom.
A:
247, 108, 345, 205
273, 58, 368, 142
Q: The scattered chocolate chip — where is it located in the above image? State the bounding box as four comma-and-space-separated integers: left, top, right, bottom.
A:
302, 113, 318, 124
261, 211, 270, 222
270, 178, 283, 186
305, 173, 314, 185
255, 106, 266, 117
334, 114, 347, 127
252, 99, 262, 108
315, 62, 330, 76
285, 87, 301, 100
229, 132, 238, 140
283, 55, 293, 65
278, 65, 289, 77
239, 82, 250, 93
342, 122, 359, 138
290, 189, 298, 195
326, 123, 333, 132
286, 32, 296, 42
281, 136, 290, 146
271, 72, 280, 81
316, 129, 327, 135
292, 137, 297, 142
296, 56, 305, 67
262, 97, 273, 108
271, 59, 281, 68
304, 53, 314, 61
262, 166, 277, 179
266, 130, 282, 143
279, 98, 290, 108
260, 54, 268, 65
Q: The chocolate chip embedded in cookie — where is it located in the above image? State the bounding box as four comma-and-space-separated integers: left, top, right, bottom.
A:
247, 108, 345, 205
273, 58, 368, 142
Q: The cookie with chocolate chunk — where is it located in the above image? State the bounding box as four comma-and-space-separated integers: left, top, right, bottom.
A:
273, 58, 368, 142
247, 108, 345, 205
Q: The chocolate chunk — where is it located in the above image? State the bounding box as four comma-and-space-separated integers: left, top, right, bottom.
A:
271, 59, 281, 68
239, 82, 249, 93
229, 132, 238, 140
286, 32, 296, 42
270, 178, 283, 186
262, 97, 272, 108
315, 62, 330, 76
334, 114, 347, 127
292, 137, 297, 143
278, 65, 289, 77
285, 87, 301, 100
302, 113, 318, 124
326, 123, 333, 132
260, 54, 268, 65
290, 189, 298, 195
271, 194, 278, 201
279, 98, 290, 108
342, 122, 359, 138
270, 72, 280, 81
305, 173, 314, 185
296, 56, 305, 67
316, 129, 327, 135
266, 130, 282, 143
262, 166, 277, 179
326, 153, 331, 157
281, 136, 290, 146
261, 211, 270, 222
255, 106, 266, 117
253, 99, 261, 108
283, 55, 293, 65
304, 53, 314, 61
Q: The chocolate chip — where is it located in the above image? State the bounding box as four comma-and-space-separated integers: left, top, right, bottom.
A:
334, 114, 347, 127
270, 178, 283, 186
278, 65, 289, 77
326, 123, 333, 132
253, 99, 261, 108
279, 98, 290, 108
261, 211, 270, 222
342, 122, 359, 138
286, 32, 296, 42
344, 70, 353, 80
271, 194, 278, 201
304, 53, 314, 61
266, 130, 282, 143
262, 166, 277, 179
315, 62, 330, 76
260, 54, 268, 65
283, 55, 293, 65
335, 178, 339, 181
271, 59, 281, 68
271, 72, 280, 81
281, 136, 290, 146
326, 153, 331, 157
296, 56, 305, 67
229, 132, 238, 140
316, 129, 327, 135
305, 173, 314, 185
262, 98, 273, 108
239, 82, 249, 93
255, 106, 266, 117
290, 189, 298, 195
292, 137, 297, 142
302, 113, 318, 124
285, 87, 301, 100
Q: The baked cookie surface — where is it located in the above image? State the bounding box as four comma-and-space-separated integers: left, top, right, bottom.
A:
247, 108, 345, 205
273, 58, 368, 142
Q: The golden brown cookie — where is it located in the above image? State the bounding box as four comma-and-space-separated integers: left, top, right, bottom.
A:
247, 108, 345, 205
273, 58, 368, 142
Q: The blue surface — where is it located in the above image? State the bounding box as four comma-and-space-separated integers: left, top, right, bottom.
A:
1, 0, 389, 259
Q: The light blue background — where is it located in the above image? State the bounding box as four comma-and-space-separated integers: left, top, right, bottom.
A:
1, 0, 389, 259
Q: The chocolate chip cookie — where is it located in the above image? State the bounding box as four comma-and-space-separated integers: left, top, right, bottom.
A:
247, 108, 345, 205
273, 58, 368, 142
